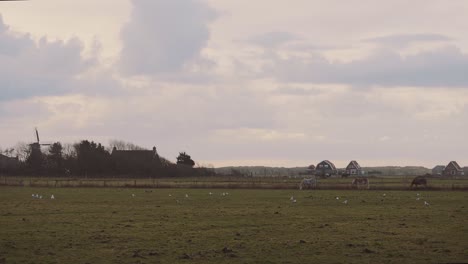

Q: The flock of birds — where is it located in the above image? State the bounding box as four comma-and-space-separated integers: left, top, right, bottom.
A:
30, 190, 431, 207
288, 192, 430, 206
31, 194, 54, 199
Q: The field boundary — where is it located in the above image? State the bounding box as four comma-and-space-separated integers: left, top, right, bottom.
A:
1, 176, 467, 191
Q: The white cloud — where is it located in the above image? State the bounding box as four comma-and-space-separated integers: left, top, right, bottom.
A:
118, 0, 217, 76
266, 46, 468, 87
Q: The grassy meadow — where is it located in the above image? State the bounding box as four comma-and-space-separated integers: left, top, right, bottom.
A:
0, 187, 467, 263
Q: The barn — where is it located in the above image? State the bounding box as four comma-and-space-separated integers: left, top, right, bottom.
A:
442, 161, 464, 176
307, 164, 316, 175
345, 160, 362, 175
432, 165, 445, 176
111, 146, 161, 174
315, 160, 337, 178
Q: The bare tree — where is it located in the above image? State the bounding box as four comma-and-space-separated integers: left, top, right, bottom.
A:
108, 139, 146, 151
13, 142, 30, 161
62, 143, 76, 158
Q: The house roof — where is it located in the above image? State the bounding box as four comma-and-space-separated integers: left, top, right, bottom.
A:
432, 165, 445, 170
308, 164, 315, 170
111, 147, 159, 162
317, 160, 337, 170
346, 160, 361, 170
446, 161, 462, 171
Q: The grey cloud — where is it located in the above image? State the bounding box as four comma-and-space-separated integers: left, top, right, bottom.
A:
364, 33, 452, 47
119, 0, 216, 76
0, 15, 96, 101
248, 31, 300, 48
269, 46, 468, 87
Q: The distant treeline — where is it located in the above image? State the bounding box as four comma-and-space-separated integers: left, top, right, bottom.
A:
0, 139, 215, 178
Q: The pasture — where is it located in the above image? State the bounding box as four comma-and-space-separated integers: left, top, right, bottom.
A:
0, 187, 467, 263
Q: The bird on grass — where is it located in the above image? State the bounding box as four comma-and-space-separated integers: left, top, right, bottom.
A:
185, 194, 189, 198
290, 196, 294, 201
51, 195, 55, 199
292, 199, 297, 203
424, 201, 430, 206
383, 193, 386, 197
343, 200, 348, 205
336, 196, 340, 200
131, 194, 135, 197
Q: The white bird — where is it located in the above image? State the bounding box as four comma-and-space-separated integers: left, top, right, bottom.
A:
222, 192, 226, 196
424, 201, 430, 206
293, 199, 297, 203
132, 194, 135, 197
169, 194, 172, 197
417, 193, 420, 196
209, 192, 213, 195
416, 197, 420, 201
383, 193, 386, 197
290, 196, 294, 201
51, 195, 55, 199
343, 200, 348, 205
39, 195, 42, 199
336, 197, 340, 200
226, 192, 229, 195
185, 194, 189, 198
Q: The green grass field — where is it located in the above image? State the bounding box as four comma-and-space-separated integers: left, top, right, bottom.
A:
0, 187, 467, 263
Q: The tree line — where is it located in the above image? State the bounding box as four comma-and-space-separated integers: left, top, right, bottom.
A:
0, 139, 215, 177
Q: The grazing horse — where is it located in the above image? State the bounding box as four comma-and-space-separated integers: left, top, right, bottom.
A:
351, 178, 369, 189
410, 176, 427, 189
299, 178, 318, 190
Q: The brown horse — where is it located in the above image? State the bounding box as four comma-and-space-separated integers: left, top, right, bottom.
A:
410, 176, 427, 188
351, 178, 369, 189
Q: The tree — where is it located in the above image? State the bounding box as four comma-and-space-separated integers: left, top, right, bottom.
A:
74, 140, 111, 176
176, 152, 195, 167
47, 142, 64, 173
108, 139, 146, 151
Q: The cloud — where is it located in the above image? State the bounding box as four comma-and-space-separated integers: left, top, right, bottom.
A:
118, 0, 216, 76
247, 31, 300, 48
0, 15, 97, 101
268, 45, 468, 87
364, 33, 452, 47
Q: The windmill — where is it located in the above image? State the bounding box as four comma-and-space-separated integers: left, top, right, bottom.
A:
29, 128, 52, 152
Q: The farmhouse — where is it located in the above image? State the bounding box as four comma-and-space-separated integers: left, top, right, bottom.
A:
307, 164, 315, 175
0, 154, 19, 171
345, 160, 362, 175
443, 161, 464, 176
315, 160, 337, 177
111, 146, 161, 173
432, 165, 445, 176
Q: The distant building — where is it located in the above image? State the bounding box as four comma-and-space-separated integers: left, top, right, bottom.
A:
0, 154, 19, 171
432, 165, 445, 176
307, 164, 315, 174
345, 160, 362, 175
315, 160, 337, 177
443, 161, 464, 176
111, 147, 161, 174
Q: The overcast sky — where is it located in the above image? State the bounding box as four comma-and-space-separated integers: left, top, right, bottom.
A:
0, 0, 467, 168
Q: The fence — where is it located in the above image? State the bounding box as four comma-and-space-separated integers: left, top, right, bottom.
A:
0, 176, 467, 191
